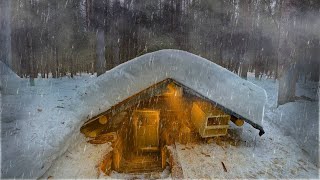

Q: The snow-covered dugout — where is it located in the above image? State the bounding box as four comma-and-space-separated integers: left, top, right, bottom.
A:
79, 49, 266, 134
78, 49, 267, 174
1, 49, 267, 178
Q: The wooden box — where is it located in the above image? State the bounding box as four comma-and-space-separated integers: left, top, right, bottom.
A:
191, 101, 230, 137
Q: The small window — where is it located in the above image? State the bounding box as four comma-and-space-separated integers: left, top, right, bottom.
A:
207, 116, 229, 126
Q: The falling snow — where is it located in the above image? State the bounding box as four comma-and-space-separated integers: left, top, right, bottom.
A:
1, 56, 318, 178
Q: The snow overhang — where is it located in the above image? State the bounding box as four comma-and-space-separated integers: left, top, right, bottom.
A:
75, 49, 267, 136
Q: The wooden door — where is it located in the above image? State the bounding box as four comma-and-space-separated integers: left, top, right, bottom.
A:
132, 110, 160, 152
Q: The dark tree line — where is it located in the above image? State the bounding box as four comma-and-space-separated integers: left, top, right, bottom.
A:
2, 0, 320, 105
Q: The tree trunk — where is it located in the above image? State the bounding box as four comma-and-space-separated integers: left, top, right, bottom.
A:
240, 61, 249, 79
0, 0, 12, 67
51, 48, 57, 78
26, 31, 35, 86
310, 39, 319, 82
70, 53, 74, 78
55, 47, 59, 78
310, 63, 319, 82
274, 0, 284, 80
239, 0, 252, 79
278, 65, 297, 105
277, 0, 299, 106
113, 40, 120, 66
95, 27, 106, 76
254, 54, 262, 79
86, 0, 93, 29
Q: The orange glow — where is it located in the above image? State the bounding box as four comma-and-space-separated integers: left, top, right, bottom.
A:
132, 110, 160, 152
79, 80, 237, 175
161, 82, 183, 97
99, 115, 108, 124
191, 101, 230, 137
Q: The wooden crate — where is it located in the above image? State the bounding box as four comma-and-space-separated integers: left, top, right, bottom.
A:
191, 101, 230, 137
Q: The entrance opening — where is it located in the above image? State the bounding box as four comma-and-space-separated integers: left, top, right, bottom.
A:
118, 109, 162, 173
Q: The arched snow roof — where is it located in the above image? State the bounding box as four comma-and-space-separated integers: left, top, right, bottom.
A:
75, 49, 266, 135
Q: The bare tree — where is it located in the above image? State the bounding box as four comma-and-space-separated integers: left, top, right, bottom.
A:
239, 0, 252, 79
0, 0, 12, 67
90, 0, 109, 76
277, 0, 299, 105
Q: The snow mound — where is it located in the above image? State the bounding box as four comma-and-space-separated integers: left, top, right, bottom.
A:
73, 49, 267, 133
267, 100, 319, 166
0, 61, 21, 93
0, 61, 18, 77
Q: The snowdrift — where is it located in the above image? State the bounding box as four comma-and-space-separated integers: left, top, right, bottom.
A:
0, 61, 21, 93
0, 61, 18, 77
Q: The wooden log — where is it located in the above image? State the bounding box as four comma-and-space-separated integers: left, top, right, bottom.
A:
166, 145, 184, 179
80, 119, 107, 138
98, 115, 108, 124
112, 136, 123, 171
161, 147, 167, 169
85, 125, 107, 138
99, 151, 113, 175
112, 149, 121, 171
87, 132, 117, 144
230, 116, 244, 126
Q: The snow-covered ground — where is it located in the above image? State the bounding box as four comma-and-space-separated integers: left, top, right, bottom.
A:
1, 64, 319, 178
1, 70, 97, 178
175, 73, 319, 178
248, 74, 319, 167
